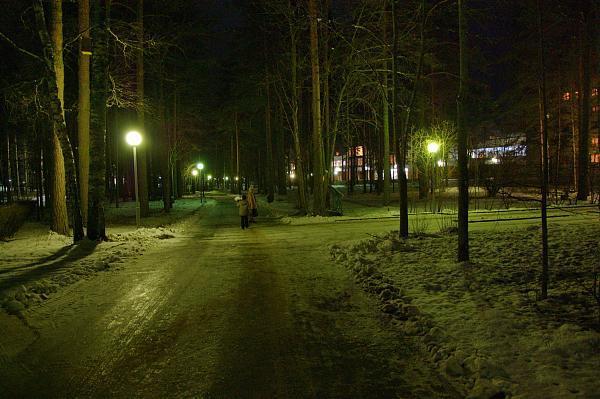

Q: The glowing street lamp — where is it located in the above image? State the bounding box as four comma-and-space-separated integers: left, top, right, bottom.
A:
426, 141, 441, 209
427, 141, 440, 154
125, 130, 142, 228
191, 169, 198, 177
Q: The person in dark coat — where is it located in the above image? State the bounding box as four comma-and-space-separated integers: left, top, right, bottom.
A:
237, 194, 249, 229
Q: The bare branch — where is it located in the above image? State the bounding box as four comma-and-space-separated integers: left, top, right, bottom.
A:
0, 30, 44, 63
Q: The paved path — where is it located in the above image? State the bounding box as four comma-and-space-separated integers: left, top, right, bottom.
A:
0, 195, 459, 398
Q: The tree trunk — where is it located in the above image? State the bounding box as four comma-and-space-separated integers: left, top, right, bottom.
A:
12, 133, 21, 198
3, 132, 12, 204
159, 70, 172, 211
288, 13, 307, 212
34, 0, 84, 242
537, 0, 549, 299
308, 0, 325, 215
136, 0, 149, 216
235, 112, 241, 194
78, 0, 90, 225
382, 84, 391, 205
49, 0, 69, 235
576, 0, 591, 200
230, 129, 235, 194
265, 64, 275, 202
276, 113, 287, 196
87, 0, 109, 240
457, 0, 469, 261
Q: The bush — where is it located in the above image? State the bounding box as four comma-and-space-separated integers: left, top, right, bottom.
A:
482, 177, 502, 197
0, 202, 31, 240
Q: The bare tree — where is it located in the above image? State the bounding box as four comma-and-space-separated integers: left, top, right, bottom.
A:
457, 0, 469, 261
87, 0, 109, 240
576, 0, 592, 201
537, 0, 550, 299
137, 0, 150, 217
309, 0, 326, 215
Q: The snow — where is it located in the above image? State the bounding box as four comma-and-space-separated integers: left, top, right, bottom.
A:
1, 190, 598, 397
331, 217, 600, 398
0, 198, 203, 314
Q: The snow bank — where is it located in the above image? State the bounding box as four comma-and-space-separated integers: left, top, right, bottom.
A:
0, 200, 199, 316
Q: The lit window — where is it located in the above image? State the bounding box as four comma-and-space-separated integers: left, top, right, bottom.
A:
591, 153, 600, 163
592, 88, 598, 97
562, 92, 571, 101
592, 137, 599, 146
593, 105, 600, 113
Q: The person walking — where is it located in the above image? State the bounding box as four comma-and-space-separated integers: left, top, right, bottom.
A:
237, 194, 249, 229
247, 185, 258, 222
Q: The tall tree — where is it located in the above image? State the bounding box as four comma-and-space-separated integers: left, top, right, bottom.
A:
33, 0, 84, 242
137, 0, 149, 217
308, 0, 326, 215
49, 0, 68, 235
87, 0, 109, 240
287, 0, 308, 212
78, 0, 90, 225
381, 6, 391, 206
158, 68, 172, 211
395, 0, 426, 238
264, 58, 275, 202
457, 0, 469, 261
576, 0, 592, 201
537, 0, 550, 299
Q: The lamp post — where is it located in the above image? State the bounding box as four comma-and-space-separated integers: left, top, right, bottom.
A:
196, 163, 204, 203
126, 130, 142, 228
427, 141, 440, 211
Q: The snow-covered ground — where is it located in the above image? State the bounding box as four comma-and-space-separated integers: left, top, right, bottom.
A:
1, 190, 598, 398
0, 197, 204, 315
331, 215, 600, 398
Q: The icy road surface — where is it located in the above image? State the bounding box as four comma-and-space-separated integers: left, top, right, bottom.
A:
0, 195, 458, 398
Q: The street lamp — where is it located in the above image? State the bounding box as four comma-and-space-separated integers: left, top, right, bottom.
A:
426, 141, 440, 211
191, 169, 198, 194
125, 130, 142, 228
427, 141, 440, 154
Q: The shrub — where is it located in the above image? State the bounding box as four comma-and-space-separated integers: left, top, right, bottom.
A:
0, 202, 31, 240
410, 212, 430, 236
482, 177, 502, 197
